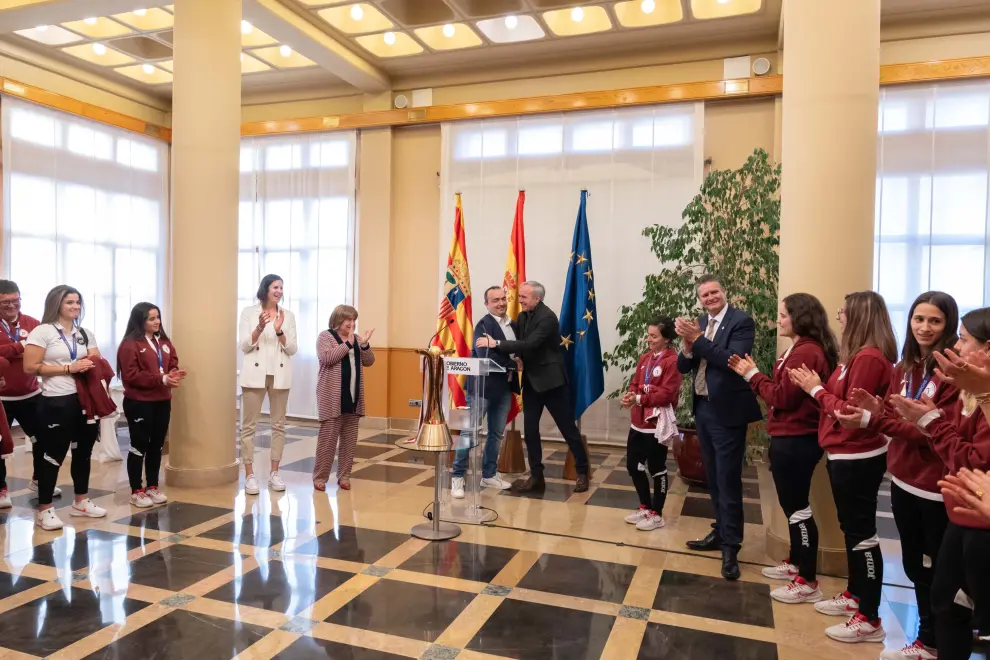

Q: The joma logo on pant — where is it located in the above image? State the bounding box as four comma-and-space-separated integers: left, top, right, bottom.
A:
865, 551, 876, 580
799, 522, 809, 548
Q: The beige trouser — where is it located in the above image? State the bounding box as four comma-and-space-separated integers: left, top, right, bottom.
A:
240, 375, 289, 465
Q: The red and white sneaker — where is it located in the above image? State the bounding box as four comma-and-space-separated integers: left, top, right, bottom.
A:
635, 511, 665, 531
825, 612, 885, 643
814, 590, 860, 617
625, 506, 650, 524
145, 487, 168, 505
762, 559, 798, 581
770, 576, 823, 604
879, 640, 937, 660
0, 488, 11, 509
129, 490, 153, 508
70, 498, 107, 518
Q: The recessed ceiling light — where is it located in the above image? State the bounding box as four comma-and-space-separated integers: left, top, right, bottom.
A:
571, 7, 584, 22
641, 0, 656, 13
350, 4, 363, 20
717, 0, 730, 3
36, 24, 48, 31
279, 44, 291, 56
504, 15, 518, 29
134, 8, 147, 16
383, 31, 396, 45
241, 20, 253, 35
92, 42, 106, 55
142, 63, 154, 74
442, 23, 455, 37
84, 17, 98, 25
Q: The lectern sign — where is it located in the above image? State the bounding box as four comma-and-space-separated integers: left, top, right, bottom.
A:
443, 357, 482, 376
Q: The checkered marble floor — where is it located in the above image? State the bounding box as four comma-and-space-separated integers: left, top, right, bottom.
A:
0, 424, 986, 659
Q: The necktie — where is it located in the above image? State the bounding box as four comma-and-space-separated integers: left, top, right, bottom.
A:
694, 318, 717, 396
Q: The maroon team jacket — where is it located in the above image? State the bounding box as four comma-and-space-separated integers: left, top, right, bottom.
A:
0, 313, 40, 399
813, 346, 893, 458
626, 349, 682, 431
117, 336, 180, 402
75, 357, 116, 422
749, 337, 831, 437
924, 397, 990, 529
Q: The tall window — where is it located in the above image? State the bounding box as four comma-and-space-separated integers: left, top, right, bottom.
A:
1, 96, 169, 372
441, 103, 704, 443
875, 79, 990, 341
239, 131, 357, 418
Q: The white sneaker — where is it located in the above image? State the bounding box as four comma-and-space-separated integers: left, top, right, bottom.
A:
0, 489, 10, 509
451, 477, 465, 499
815, 590, 860, 617
130, 491, 153, 508
625, 507, 651, 524
70, 498, 107, 518
825, 612, 885, 643
36, 508, 63, 531
29, 481, 62, 497
762, 560, 799, 581
635, 512, 665, 531
145, 487, 168, 504
770, 577, 823, 604
269, 472, 285, 492
480, 474, 512, 490
245, 475, 260, 495
879, 640, 938, 659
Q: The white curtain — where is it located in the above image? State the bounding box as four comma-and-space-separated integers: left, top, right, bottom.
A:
440, 103, 704, 444
1, 96, 169, 373
875, 79, 990, 344
238, 131, 357, 418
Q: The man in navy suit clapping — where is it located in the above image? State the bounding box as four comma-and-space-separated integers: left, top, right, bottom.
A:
676, 274, 763, 581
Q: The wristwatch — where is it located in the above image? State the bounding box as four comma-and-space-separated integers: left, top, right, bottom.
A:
276, 331, 284, 337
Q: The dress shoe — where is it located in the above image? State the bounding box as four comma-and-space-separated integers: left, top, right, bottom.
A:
573, 473, 589, 493
721, 548, 741, 581
512, 475, 546, 493
686, 530, 721, 552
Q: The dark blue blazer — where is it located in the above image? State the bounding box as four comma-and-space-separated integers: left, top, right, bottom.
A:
472, 314, 521, 401
676, 305, 763, 428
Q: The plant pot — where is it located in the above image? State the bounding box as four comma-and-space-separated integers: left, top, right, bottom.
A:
673, 427, 707, 488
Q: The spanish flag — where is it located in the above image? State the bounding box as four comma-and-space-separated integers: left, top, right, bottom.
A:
433, 193, 473, 407
502, 191, 526, 423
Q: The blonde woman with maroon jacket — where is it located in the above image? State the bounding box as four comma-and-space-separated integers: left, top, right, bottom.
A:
117, 303, 186, 509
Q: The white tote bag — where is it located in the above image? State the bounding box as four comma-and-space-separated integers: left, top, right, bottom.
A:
93, 412, 123, 462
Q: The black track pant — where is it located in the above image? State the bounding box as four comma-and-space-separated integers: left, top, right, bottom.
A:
0, 395, 44, 489
626, 428, 669, 515
34, 394, 99, 506
123, 398, 171, 491
933, 523, 990, 660
769, 433, 823, 582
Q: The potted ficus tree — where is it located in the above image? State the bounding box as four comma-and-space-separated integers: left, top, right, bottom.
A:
604, 148, 781, 486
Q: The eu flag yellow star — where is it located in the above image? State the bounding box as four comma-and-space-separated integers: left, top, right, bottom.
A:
584, 268, 594, 280
575, 253, 587, 265
560, 335, 573, 350
588, 290, 596, 301
583, 309, 594, 323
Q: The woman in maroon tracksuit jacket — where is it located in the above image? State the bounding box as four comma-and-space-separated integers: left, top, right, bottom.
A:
835, 291, 959, 660
892, 308, 990, 660
789, 291, 897, 644
729, 293, 837, 604
117, 303, 185, 508
620, 316, 682, 532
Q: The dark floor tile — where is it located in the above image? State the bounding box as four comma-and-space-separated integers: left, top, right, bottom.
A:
617, 456, 678, 472
2, 476, 31, 491
274, 637, 408, 660
81, 609, 271, 660
603, 470, 634, 487
878, 515, 900, 540
742, 465, 758, 479
352, 463, 428, 483
399, 541, 517, 583
353, 444, 396, 460
419, 476, 435, 488
198, 514, 317, 548
679, 496, 763, 525
541, 463, 567, 479
281, 456, 338, 474
546, 450, 609, 465
115, 501, 231, 533
877, 493, 892, 513
0, 586, 148, 656
290, 525, 409, 563
652, 570, 775, 628
362, 432, 413, 445
326, 579, 475, 642
500, 481, 574, 502
517, 553, 636, 604
0, 570, 46, 599
204, 559, 353, 615
286, 426, 319, 437
7, 529, 148, 572
585, 486, 644, 511
688, 481, 761, 500
9, 486, 113, 512
383, 450, 430, 466
617, 457, 627, 468
119, 543, 241, 591
468, 597, 615, 660
637, 621, 778, 659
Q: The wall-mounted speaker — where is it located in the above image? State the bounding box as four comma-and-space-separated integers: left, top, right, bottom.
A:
394, 94, 409, 109
753, 57, 771, 76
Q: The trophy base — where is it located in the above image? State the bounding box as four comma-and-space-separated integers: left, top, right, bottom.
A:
415, 422, 453, 450
411, 521, 460, 541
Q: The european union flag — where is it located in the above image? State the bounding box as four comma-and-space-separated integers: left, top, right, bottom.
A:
560, 189, 604, 420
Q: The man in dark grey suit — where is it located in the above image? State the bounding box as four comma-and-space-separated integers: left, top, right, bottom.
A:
476, 281, 590, 493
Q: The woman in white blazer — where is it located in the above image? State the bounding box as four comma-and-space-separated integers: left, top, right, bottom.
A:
238, 274, 297, 496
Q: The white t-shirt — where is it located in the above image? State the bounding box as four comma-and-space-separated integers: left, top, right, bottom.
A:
25, 324, 99, 397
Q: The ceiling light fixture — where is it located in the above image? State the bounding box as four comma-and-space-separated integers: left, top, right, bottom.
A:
279, 44, 292, 57
92, 42, 106, 55
142, 63, 154, 74
571, 7, 584, 22
241, 20, 253, 35
383, 31, 396, 45
134, 8, 147, 16
641, 0, 656, 13
717, 0, 730, 3
504, 15, 518, 29
350, 4, 363, 21
442, 23, 455, 37
84, 17, 97, 25
36, 24, 48, 31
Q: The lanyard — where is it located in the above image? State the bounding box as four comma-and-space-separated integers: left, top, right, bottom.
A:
146, 336, 164, 373
643, 350, 665, 386
56, 327, 77, 361
907, 372, 933, 401
1, 318, 17, 343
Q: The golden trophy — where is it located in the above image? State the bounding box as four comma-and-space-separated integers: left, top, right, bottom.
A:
414, 345, 456, 450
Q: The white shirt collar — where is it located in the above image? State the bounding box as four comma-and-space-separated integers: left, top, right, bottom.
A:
708, 304, 729, 326
488, 313, 511, 327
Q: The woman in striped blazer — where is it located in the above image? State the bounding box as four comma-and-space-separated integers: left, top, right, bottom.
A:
314, 305, 375, 491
